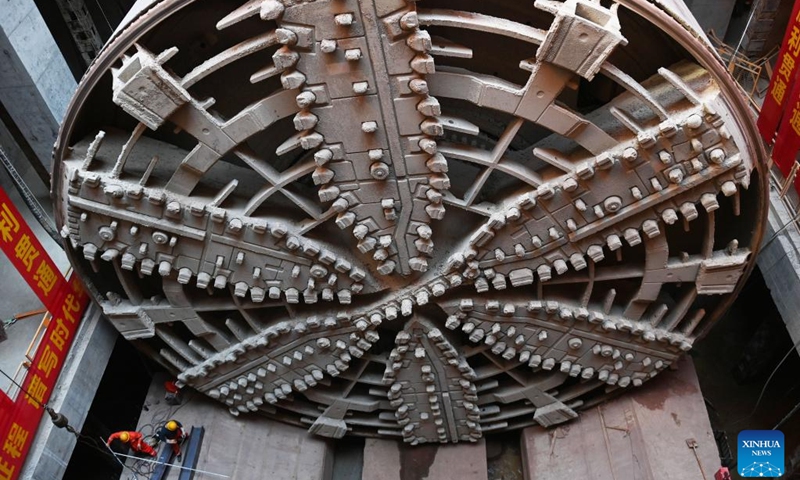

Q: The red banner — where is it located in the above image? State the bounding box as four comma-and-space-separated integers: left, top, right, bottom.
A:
0, 394, 12, 432
758, 0, 800, 144
0, 187, 89, 480
0, 189, 71, 312
772, 105, 800, 193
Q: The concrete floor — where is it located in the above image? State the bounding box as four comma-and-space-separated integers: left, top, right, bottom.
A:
103, 353, 732, 480
116, 373, 332, 480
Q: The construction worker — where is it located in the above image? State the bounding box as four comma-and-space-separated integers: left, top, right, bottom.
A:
106, 431, 156, 457
156, 419, 187, 459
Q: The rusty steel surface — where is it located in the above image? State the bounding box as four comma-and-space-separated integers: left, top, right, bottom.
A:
520, 356, 721, 480
52, 0, 767, 444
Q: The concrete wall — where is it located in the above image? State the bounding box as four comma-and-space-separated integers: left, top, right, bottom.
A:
684, 0, 737, 38
0, 0, 76, 173
0, 6, 114, 478
0, 28, 59, 172
758, 184, 800, 355
20, 304, 117, 480
0, 0, 75, 122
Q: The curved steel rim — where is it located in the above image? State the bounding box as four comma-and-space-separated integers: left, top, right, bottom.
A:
616, 0, 769, 340
51, 0, 770, 328
52, 0, 191, 300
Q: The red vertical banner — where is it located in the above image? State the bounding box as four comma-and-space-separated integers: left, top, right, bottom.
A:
772, 90, 800, 179
0, 189, 71, 313
758, 0, 800, 144
0, 187, 89, 480
773, 6, 800, 177
0, 394, 12, 431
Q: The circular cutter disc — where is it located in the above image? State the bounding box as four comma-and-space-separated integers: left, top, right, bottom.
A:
53, 0, 768, 444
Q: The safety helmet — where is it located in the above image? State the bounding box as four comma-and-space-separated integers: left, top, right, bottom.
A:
166, 420, 178, 431
120, 432, 130, 443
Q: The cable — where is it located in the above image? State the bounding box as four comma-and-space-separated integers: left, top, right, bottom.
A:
730, 0, 761, 67
108, 451, 230, 478
93, 0, 114, 34
760, 206, 800, 251
0, 146, 59, 243
97, 437, 143, 480
1, 367, 147, 478
731, 338, 800, 427
169, 388, 196, 418
773, 400, 800, 430
2, 365, 205, 479
0, 366, 49, 412
86, 436, 152, 479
